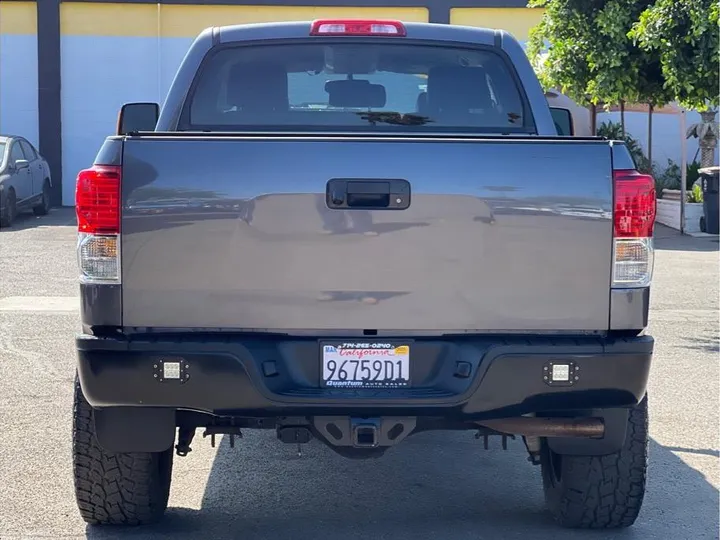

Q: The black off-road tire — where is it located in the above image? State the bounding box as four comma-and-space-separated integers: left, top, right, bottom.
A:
33, 180, 51, 216
72, 375, 174, 525
541, 396, 649, 529
1, 188, 16, 228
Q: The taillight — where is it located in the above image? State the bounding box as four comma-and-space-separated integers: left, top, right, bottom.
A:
76, 165, 121, 234
613, 170, 655, 238
612, 169, 656, 288
310, 19, 407, 37
75, 165, 121, 283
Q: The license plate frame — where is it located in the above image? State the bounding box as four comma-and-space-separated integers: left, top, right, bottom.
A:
320, 340, 411, 389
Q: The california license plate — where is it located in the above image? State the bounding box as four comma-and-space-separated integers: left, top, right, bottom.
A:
321, 341, 411, 388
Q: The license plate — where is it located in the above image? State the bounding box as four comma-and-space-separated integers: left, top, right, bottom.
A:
321, 341, 411, 388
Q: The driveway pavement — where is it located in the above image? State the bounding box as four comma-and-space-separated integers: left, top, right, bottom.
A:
0, 209, 717, 540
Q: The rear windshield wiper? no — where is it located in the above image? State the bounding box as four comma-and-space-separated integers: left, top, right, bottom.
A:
356, 112, 433, 126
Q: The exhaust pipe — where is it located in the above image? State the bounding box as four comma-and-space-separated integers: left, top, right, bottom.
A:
477, 417, 605, 439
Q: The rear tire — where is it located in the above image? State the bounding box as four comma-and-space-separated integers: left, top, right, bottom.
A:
1, 188, 16, 228
72, 375, 173, 525
33, 180, 51, 216
541, 396, 649, 529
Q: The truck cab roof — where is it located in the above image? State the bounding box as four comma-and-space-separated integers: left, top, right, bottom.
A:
215, 20, 500, 47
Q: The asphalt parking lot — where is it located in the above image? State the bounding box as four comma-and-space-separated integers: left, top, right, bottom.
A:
0, 208, 718, 540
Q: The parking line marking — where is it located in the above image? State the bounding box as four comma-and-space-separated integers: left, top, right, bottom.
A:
0, 296, 79, 312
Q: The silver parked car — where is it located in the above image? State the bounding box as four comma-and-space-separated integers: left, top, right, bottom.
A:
0, 135, 52, 227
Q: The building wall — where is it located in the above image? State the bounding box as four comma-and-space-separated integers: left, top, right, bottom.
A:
0, 1, 39, 148
450, 7, 541, 40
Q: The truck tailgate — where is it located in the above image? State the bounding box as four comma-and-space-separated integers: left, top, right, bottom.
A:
120, 136, 613, 333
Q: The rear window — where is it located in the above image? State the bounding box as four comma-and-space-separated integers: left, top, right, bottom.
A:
183, 42, 532, 133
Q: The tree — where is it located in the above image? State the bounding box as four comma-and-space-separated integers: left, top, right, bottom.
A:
527, 1, 600, 131
582, 2, 657, 107
528, 0, 670, 163
630, 0, 719, 167
585, 0, 672, 163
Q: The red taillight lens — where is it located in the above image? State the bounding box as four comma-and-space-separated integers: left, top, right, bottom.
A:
310, 19, 407, 37
75, 165, 121, 234
613, 169, 656, 238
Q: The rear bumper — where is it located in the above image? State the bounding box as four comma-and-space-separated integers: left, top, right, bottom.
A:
76, 333, 653, 418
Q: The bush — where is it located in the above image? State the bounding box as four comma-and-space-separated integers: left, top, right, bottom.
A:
655, 159, 680, 196
654, 159, 703, 197
689, 183, 704, 203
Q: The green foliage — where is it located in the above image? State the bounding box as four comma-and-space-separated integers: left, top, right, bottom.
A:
530, 0, 718, 111
527, 0, 670, 108
527, 0, 596, 105
629, 0, 719, 111
687, 160, 702, 187
595, 120, 625, 140
651, 159, 703, 197
655, 159, 680, 192
689, 183, 704, 203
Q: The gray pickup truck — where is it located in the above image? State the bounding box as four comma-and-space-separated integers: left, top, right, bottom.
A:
72, 20, 656, 530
